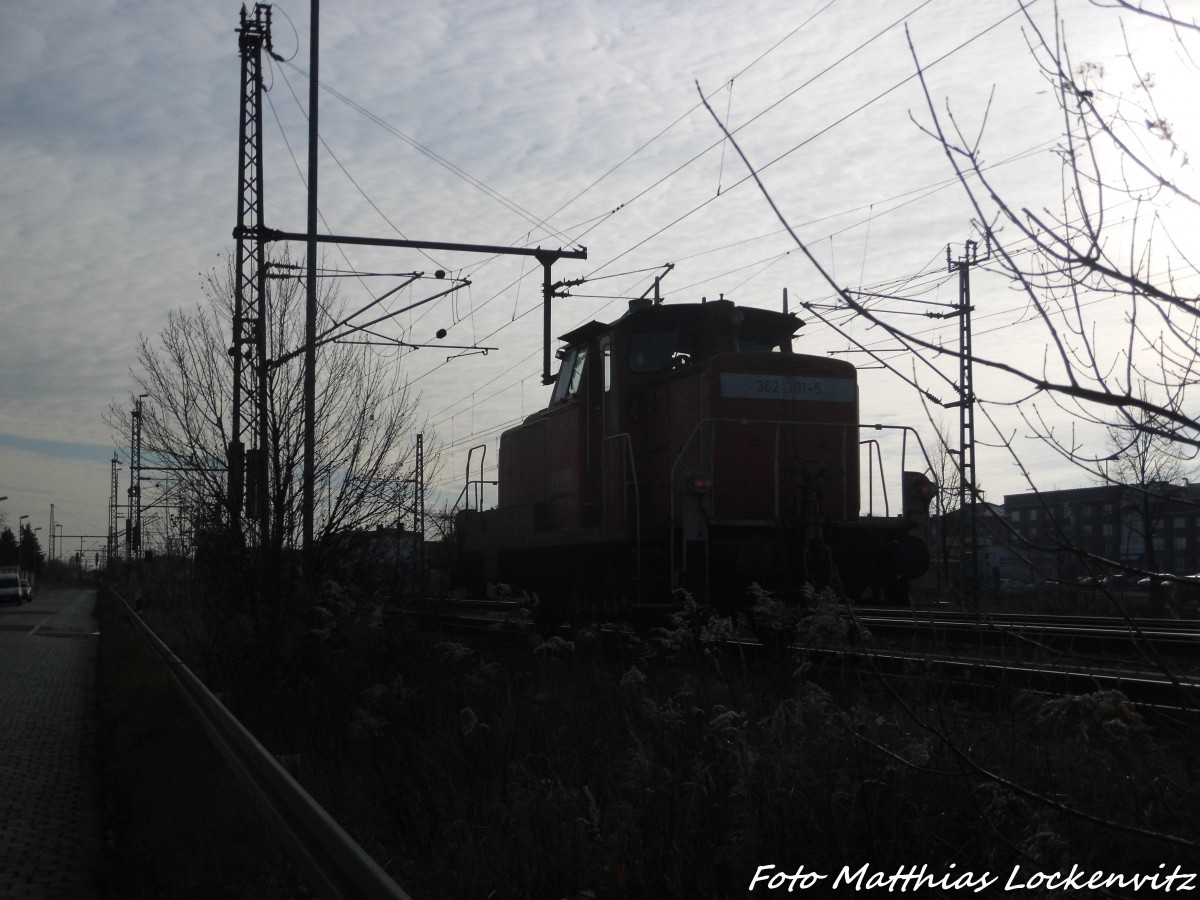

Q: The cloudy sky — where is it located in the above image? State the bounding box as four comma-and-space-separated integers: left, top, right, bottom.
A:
1, 0, 1195, 558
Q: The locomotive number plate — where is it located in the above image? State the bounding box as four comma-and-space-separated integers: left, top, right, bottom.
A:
719, 373, 855, 402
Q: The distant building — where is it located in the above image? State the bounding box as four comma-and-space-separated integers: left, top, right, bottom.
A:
930, 501, 1012, 592
1000, 482, 1200, 582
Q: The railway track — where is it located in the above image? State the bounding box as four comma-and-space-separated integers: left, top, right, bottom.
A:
805, 643, 1200, 713
405, 596, 1200, 718
845, 607, 1200, 716
854, 607, 1200, 655
409, 597, 1200, 652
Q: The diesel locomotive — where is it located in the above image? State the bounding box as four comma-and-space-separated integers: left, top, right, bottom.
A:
455, 295, 934, 617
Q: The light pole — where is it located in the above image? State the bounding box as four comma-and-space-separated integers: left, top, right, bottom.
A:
1104, 453, 1120, 483
1103, 454, 1122, 564
57, 524, 63, 563
18, 515, 29, 569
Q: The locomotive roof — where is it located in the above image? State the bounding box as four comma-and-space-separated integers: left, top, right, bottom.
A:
558, 298, 803, 346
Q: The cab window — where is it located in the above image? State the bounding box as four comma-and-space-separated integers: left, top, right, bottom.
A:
630, 328, 694, 372
600, 336, 612, 392
568, 345, 588, 395
552, 345, 589, 403
738, 323, 792, 352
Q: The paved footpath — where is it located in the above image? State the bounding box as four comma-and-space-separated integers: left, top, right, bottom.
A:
0, 588, 101, 899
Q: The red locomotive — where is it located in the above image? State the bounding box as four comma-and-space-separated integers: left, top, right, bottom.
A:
455, 295, 933, 617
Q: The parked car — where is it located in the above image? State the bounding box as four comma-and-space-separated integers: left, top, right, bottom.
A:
1137, 573, 1174, 588
0, 573, 23, 605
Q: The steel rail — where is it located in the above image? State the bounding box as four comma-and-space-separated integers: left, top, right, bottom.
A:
855, 610, 1200, 654
810, 644, 1200, 711
110, 588, 414, 900
860, 607, 1200, 628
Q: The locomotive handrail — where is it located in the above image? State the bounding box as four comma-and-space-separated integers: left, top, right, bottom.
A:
452, 444, 492, 513
860, 423, 940, 514
861, 439, 890, 517
603, 432, 642, 583
467, 444, 487, 511
109, 587, 415, 900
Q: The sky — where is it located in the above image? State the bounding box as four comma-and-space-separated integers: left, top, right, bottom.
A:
1, 0, 1196, 559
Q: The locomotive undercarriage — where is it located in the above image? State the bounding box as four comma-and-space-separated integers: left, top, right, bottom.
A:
455, 510, 926, 626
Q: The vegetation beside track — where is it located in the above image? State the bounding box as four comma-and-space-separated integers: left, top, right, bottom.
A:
94, 586, 304, 899
105, 571, 1200, 898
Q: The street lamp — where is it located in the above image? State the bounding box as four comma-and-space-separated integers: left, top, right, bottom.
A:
18, 516, 29, 569
1104, 453, 1120, 483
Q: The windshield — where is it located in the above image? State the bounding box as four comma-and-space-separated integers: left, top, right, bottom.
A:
552, 345, 590, 403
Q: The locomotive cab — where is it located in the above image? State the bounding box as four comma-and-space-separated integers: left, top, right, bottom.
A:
456, 296, 931, 615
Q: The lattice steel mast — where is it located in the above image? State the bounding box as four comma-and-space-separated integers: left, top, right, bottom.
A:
127, 395, 146, 562
231, 4, 273, 544
949, 240, 984, 605
108, 455, 120, 565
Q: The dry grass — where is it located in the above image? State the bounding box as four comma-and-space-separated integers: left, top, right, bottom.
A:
94, 586, 304, 899
106, 571, 1200, 898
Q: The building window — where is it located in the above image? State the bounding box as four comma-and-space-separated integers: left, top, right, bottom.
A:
1029, 509, 1038, 522
1174, 517, 1187, 529
1010, 510, 1021, 523
1102, 524, 1114, 537
1175, 536, 1188, 551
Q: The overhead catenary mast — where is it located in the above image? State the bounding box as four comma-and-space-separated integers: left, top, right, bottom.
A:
231, 3, 274, 546
948, 239, 985, 606
108, 454, 120, 566
130, 394, 147, 562
233, 2, 585, 587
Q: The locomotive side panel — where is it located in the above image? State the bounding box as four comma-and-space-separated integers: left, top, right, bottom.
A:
497, 418, 546, 509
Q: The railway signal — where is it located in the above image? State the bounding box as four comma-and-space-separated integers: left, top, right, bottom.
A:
902, 471, 937, 523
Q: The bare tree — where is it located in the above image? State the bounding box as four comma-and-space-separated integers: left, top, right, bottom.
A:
1104, 395, 1196, 572
899, 4, 1200, 584
900, 4, 1200, 479
697, 5, 1200, 864
702, 3, 1198, 584
108, 251, 435, 601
